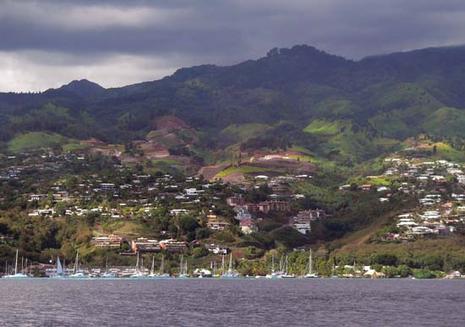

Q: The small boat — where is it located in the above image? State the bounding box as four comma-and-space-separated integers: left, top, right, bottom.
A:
50, 256, 65, 278
266, 255, 283, 279
194, 268, 212, 278
101, 257, 117, 278
281, 256, 295, 278
130, 252, 147, 279
221, 253, 240, 278
303, 250, 318, 278
147, 255, 158, 278
3, 250, 29, 279
68, 252, 87, 278
153, 255, 170, 278
178, 255, 189, 278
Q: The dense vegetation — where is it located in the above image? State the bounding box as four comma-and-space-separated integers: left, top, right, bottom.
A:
3, 45, 465, 164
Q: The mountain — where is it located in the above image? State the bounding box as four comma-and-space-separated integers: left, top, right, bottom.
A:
45, 79, 106, 98
2, 44, 465, 166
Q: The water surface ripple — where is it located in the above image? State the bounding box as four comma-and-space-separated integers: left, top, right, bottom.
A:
0, 279, 463, 326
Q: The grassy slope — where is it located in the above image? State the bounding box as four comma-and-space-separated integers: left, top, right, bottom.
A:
9, 132, 72, 153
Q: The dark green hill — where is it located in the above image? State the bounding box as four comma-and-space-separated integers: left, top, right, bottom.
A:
2, 44, 465, 162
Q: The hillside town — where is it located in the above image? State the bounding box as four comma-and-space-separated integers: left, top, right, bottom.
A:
1, 147, 465, 280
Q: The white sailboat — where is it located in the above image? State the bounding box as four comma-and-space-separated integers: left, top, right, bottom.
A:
3, 249, 29, 278
221, 253, 239, 278
101, 257, 116, 278
266, 255, 283, 279
130, 252, 146, 278
304, 250, 318, 278
178, 255, 189, 278
147, 255, 157, 278
156, 255, 170, 278
50, 256, 65, 278
281, 255, 295, 278
68, 252, 87, 278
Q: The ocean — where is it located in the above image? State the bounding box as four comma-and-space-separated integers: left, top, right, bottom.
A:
0, 278, 463, 326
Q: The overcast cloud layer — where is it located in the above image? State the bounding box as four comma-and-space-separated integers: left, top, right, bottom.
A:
1, 0, 465, 92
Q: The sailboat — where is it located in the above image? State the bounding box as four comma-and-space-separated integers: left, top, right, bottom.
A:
3, 249, 29, 278
68, 251, 87, 278
221, 253, 239, 278
266, 255, 283, 279
101, 256, 116, 278
281, 255, 295, 278
156, 255, 170, 278
304, 250, 318, 278
147, 255, 157, 278
50, 256, 65, 278
178, 255, 189, 278
130, 252, 146, 278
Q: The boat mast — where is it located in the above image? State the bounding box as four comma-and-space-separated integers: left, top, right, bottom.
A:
74, 252, 79, 273
150, 256, 155, 275
135, 252, 140, 272
180, 255, 184, 275
228, 253, 233, 274
14, 249, 18, 275
308, 250, 313, 275
159, 255, 164, 275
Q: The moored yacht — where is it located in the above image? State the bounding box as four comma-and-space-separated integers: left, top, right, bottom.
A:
68, 252, 88, 278
130, 252, 147, 279
149, 255, 170, 279
3, 249, 29, 279
50, 256, 66, 278
281, 256, 295, 278
221, 253, 240, 278
100, 257, 117, 278
303, 250, 318, 278
178, 255, 189, 278
265, 255, 283, 279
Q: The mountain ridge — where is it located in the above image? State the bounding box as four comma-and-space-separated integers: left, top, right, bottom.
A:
2, 44, 465, 168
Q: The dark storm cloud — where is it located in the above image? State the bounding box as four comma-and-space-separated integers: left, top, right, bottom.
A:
2, 0, 465, 91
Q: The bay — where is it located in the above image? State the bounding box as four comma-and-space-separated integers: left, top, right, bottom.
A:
0, 279, 464, 326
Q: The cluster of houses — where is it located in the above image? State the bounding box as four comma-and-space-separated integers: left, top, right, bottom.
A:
226, 193, 326, 235
350, 157, 465, 241
4, 150, 329, 260
91, 235, 188, 253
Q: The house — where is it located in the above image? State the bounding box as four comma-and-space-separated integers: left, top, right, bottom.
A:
419, 210, 441, 221
91, 234, 123, 248
410, 226, 435, 235
170, 209, 189, 216
205, 244, 230, 255
206, 214, 230, 231
292, 218, 311, 235
131, 238, 161, 253
248, 200, 290, 214
240, 218, 258, 235
360, 184, 373, 191
293, 210, 327, 222
185, 188, 204, 196
233, 207, 252, 221
28, 194, 47, 202
99, 183, 115, 191
159, 239, 187, 253
226, 196, 246, 207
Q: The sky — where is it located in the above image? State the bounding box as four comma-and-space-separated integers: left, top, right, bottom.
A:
1, 0, 465, 92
